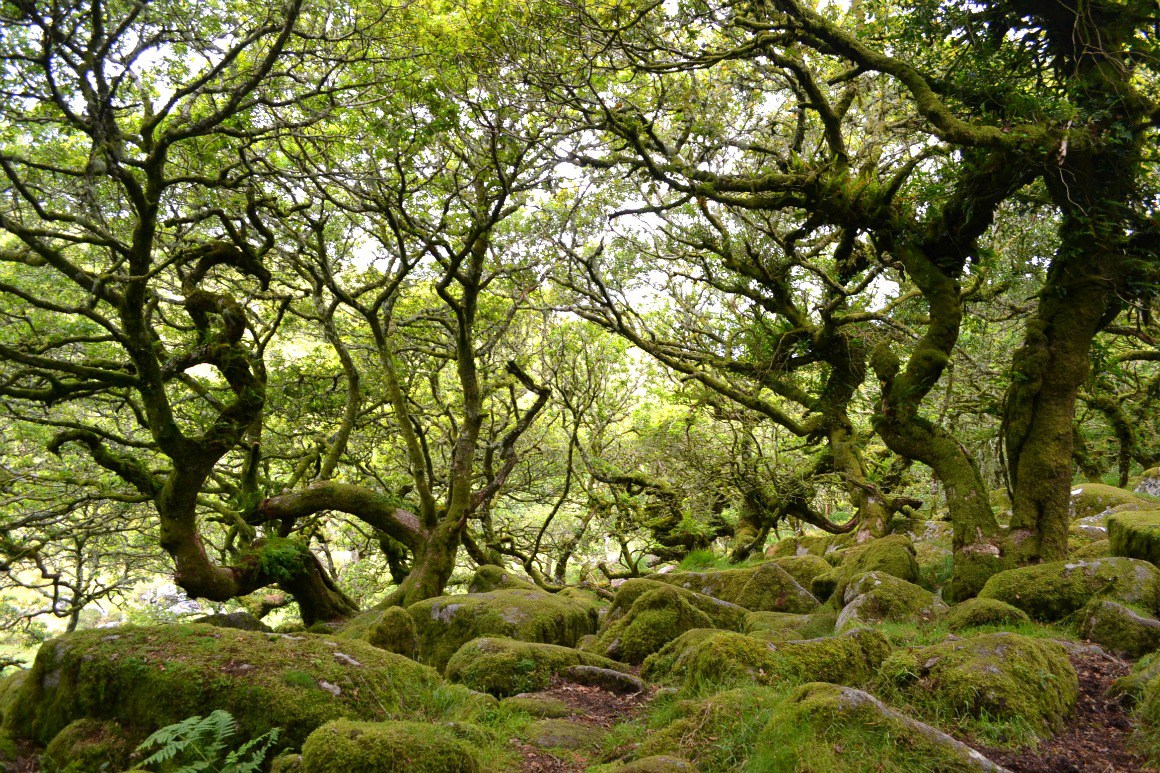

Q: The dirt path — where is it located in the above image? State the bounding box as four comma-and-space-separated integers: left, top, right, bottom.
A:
973, 649, 1152, 772
511, 675, 654, 772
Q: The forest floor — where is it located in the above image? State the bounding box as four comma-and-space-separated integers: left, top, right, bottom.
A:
972, 649, 1150, 773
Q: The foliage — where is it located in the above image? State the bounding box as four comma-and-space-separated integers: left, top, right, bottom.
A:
135, 710, 280, 773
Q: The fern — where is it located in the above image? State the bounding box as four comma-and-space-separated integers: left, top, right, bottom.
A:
134, 710, 280, 773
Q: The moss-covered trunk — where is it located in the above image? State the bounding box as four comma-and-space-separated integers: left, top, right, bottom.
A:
385, 519, 463, 607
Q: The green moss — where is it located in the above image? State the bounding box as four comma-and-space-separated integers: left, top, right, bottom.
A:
0, 669, 27, 725
253, 537, 312, 582
1076, 599, 1160, 658
754, 682, 1007, 772
301, 719, 480, 772
522, 718, 605, 750
1109, 510, 1160, 567
810, 536, 921, 602
944, 598, 1030, 632
444, 637, 623, 696
1070, 484, 1151, 520
1071, 539, 1111, 560
771, 554, 833, 589
603, 579, 747, 631
4, 625, 442, 748
1110, 652, 1160, 705
977, 557, 1160, 621
406, 589, 599, 670
641, 627, 890, 694
367, 606, 419, 659
650, 562, 819, 613
595, 586, 716, 664
835, 572, 948, 631
876, 632, 1077, 741
593, 755, 697, 772
467, 565, 538, 593
41, 718, 139, 773
499, 695, 571, 718
1125, 656, 1160, 762
767, 533, 853, 560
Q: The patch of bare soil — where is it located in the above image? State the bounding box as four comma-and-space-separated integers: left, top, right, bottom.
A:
512, 673, 655, 773
974, 649, 1153, 772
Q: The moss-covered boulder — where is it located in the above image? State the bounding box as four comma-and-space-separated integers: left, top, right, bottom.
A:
444, 637, 623, 696
1109, 510, 1160, 567
769, 554, 832, 591
604, 578, 747, 631
652, 561, 820, 613
1076, 599, 1160, 658
367, 606, 419, 659
877, 633, 1077, 737
595, 585, 717, 664
1136, 468, 1160, 498
467, 564, 538, 593
811, 535, 922, 602
41, 718, 139, 773
766, 533, 849, 559
192, 611, 272, 633
596, 755, 697, 772
977, 557, 1160, 620
4, 625, 441, 748
524, 718, 606, 750
0, 669, 27, 725
1070, 484, 1151, 520
835, 572, 948, 632
641, 627, 891, 691
1071, 538, 1111, 560
407, 589, 598, 670
755, 682, 1007, 772
635, 686, 789, 765
301, 719, 480, 772
499, 695, 572, 718
943, 598, 1030, 632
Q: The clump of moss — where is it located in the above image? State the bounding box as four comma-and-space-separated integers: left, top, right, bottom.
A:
368, 606, 419, 659
4, 625, 442, 748
1071, 539, 1111, 560
835, 572, 947, 631
943, 598, 1030, 632
977, 557, 1160, 621
813, 535, 922, 604
652, 562, 819, 613
444, 637, 623, 696
1109, 510, 1160, 567
603, 579, 746, 631
467, 565, 538, 594
522, 718, 606, 750
406, 589, 599, 670
0, 669, 27, 726
876, 632, 1077, 741
499, 696, 571, 718
772, 554, 833, 590
301, 720, 480, 772
41, 718, 140, 773
1076, 599, 1160, 658
753, 682, 1008, 772
1070, 484, 1151, 521
767, 533, 853, 560
593, 755, 697, 772
641, 627, 890, 693
252, 537, 312, 582
595, 586, 716, 664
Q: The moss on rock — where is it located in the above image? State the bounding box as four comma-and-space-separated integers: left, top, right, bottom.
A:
523, 718, 606, 750
641, 627, 890, 691
0, 669, 27, 726
876, 632, 1077, 738
301, 719, 480, 772
835, 572, 948, 632
499, 695, 572, 718
407, 589, 598, 670
41, 718, 139, 773
651, 562, 819, 613
444, 637, 622, 696
4, 625, 442, 748
810, 536, 921, 603
943, 598, 1030, 632
595, 755, 697, 772
467, 565, 538, 594
772, 554, 834, 590
635, 686, 787, 766
1109, 510, 1160, 567
977, 557, 1160, 621
367, 606, 419, 659
603, 579, 746, 631
1070, 484, 1152, 520
595, 586, 717, 664
766, 534, 848, 559
1076, 599, 1160, 658
754, 682, 1008, 772
1071, 539, 1111, 560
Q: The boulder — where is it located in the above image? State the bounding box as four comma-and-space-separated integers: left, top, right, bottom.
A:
811, 535, 921, 602
467, 565, 538, 594
770, 554, 833, 590
301, 719, 480, 772
4, 625, 441, 748
635, 687, 789, 764
1076, 599, 1160, 658
766, 534, 849, 559
41, 718, 139, 773
1136, 468, 1160, 497
1069, 484, 1151, 520
367, 606, 419, 659
641, 627, 890, 691
1109, 510, 1160, 567
756, 682, 1008, 771
499, 695, 572, 718
595, 585, 718, 664
596, 756, 697, 772
943, 598, 1030, 632
407, 589, 598, 670
192, 611, 271, 632
835, 572, 948, 632
603, 578, 747, 631
1071, 514, 1111, 540
444, 637, 621, 697
977, 557, 1160, 620
1071, 539, 1111, 560
558, 665, 644, 694
523, 719, 606, 750
877, 633, 1077, 737
651, 561, 819, 613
